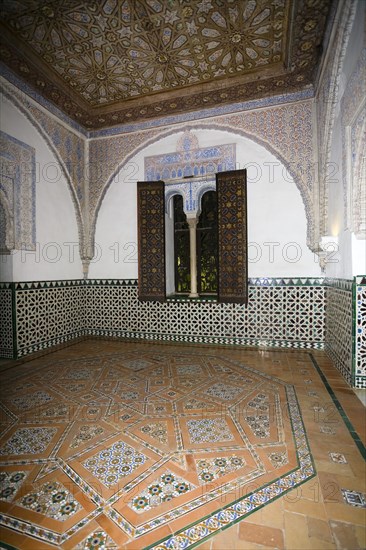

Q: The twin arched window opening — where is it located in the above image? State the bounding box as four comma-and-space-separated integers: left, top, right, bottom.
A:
173, 191, 218, 295
137, 169, 248, 304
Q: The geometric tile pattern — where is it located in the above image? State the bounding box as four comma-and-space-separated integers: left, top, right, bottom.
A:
2, 279, 330, 362
0, 471, 28, 502
268, 451, 288, 468
140, 422, 168, 446
10, 391, 53, 412
341, 489, 366, 508
204, 382, 243, 401
70, 425, 104, 449
196, 455, 246, 484
325, 283, 353, 386
0, 284, 13, 358
187, 418, 234, 444
82, 440, 147, 488
0, 344, 316, 548
0, 427, 57, 456
129, 471, 195, 514
355, 278, 366, 387
74, 530, 118, 549
329, 452, 347, 464
15, 282, 85, 358
246, 413, 270, 439
16, 480, 81, 521
2, 277, 361, 390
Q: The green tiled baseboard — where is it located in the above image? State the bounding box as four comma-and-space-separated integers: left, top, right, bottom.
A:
1, 276, 365, 387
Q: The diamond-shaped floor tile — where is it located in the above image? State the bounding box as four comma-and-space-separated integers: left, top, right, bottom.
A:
17, 480, 82, 520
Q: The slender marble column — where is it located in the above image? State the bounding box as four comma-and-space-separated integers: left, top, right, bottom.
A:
187, 217, 199, 298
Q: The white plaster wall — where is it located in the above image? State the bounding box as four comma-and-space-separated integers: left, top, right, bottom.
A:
325, 0, 366, 278
0, 97, 83, 281
90, 128, 320, 279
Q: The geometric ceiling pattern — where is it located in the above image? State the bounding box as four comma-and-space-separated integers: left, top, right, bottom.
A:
0, 0, 332, 129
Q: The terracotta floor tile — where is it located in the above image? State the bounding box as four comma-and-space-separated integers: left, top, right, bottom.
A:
0, 341, 364, 549
238, 520, 285, 548
355, 524, 366, 549
283, 496, 327, 519
284, 512, 336, 550
324, 502, 366, 525
329, 520, 364, 550
307, 517, 334, 542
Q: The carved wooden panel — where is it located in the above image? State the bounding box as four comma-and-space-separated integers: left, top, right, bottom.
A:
137, 181, 166, 301
217, 169, 248, 304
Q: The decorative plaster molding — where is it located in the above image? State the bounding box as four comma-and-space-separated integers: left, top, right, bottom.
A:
0, 82, 86, 260
315, 0, 357, 236
0, 130, 35, 250
342, 49, 366, 238
90, 101, 317, 256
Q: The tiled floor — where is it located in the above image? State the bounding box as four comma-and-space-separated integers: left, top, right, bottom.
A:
0, 340, 365, 549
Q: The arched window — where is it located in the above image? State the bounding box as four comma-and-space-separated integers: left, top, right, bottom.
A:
173, 191, 218, 295
137, 169, 248, 303
197, 191, 218, 294
173, 194, 190, 293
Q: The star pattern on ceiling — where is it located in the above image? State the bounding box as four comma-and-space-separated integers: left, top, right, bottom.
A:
0, 0, 332, 130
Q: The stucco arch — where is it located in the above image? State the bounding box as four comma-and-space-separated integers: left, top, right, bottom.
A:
91, 123, 315, 254
0, 84, 86, 258
164, 189, 184, 216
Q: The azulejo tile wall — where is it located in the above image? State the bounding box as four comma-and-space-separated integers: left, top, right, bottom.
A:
2, 279, 326, 360
1, 277, 364, 387
325, 279, 354, 386
355, 276, 366, 388
325, 277, 366, 389
85, 279, 326, 350
0, 282, 14, 358
14, 280, 85, 358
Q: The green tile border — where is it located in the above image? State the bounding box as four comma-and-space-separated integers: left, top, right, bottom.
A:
309, 353, 366, 459
144, 381, 315, 550
0, 542, 19, 550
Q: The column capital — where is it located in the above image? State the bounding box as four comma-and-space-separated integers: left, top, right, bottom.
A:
186, 216, 198, 229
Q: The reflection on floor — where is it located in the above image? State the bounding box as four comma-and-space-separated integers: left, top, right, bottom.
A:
0, 340, 365, 549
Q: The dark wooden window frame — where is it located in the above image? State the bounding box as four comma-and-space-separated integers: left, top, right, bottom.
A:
137, 170, 247, 304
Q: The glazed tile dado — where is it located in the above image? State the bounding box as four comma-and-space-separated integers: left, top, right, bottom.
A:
0, 341, 365, 549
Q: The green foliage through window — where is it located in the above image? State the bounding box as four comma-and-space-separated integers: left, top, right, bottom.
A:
173, 191, 218, 294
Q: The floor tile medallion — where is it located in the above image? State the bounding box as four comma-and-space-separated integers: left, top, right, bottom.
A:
0, 347, 314, 549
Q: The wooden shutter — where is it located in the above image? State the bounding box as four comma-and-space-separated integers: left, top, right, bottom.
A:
137, 181, 166, 301
216, 169, 248, 304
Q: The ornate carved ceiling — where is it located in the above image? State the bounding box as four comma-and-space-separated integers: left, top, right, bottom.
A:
0, 0, 332, 130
